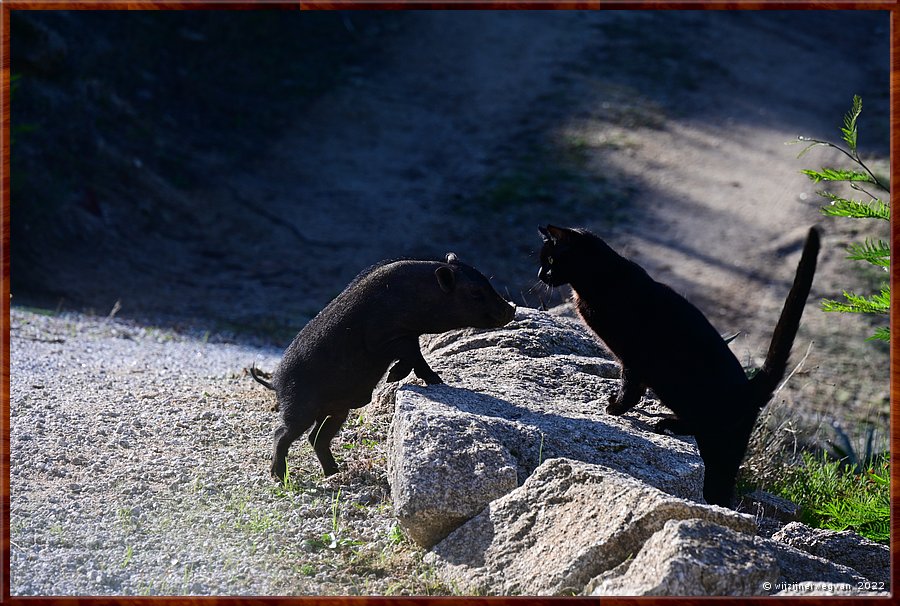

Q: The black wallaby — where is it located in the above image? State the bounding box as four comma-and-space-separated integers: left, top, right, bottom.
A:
537, 224, 820, 507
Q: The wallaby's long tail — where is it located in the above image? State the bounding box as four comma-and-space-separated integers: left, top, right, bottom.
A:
249, 364, 275, 390
748, 226, 820, 407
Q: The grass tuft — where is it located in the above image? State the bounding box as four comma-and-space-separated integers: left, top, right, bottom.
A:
760, 451, 889, 543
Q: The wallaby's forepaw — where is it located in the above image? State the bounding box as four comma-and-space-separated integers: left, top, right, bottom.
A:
421, 372, 443, 385
606, 394, 639, 416
605, 398, 630, 416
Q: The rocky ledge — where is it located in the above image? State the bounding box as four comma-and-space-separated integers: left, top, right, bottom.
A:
372, 307, 889, 597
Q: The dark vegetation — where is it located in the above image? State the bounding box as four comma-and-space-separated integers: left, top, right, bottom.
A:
11, 10, 403, 337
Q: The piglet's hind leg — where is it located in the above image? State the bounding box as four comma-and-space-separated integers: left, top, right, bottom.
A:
271, 419, 312, 483
309, 410, 350, 476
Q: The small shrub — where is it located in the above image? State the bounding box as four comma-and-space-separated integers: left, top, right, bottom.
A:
792, 95, 890, 342
768, 451, 889, 544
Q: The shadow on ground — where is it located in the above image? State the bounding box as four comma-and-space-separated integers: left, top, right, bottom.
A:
10, 10, 890, 347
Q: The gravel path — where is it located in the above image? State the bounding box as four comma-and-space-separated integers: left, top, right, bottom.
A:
9, 308, 438, 596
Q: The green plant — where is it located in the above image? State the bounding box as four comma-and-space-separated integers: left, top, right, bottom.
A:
117, 507, 137, 533
270, 460, 302, 497
387, 524, 405, 546
225, 493, 280, 534
792, 95, 890, 342
331, 487, 342, 534
769, 451, 889, 543
827, 423, 881, 475
307, 487, 362, 551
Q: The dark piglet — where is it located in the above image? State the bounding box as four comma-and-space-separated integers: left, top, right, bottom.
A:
251, 253, 516, 482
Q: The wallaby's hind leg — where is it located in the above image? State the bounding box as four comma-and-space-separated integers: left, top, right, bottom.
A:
271, 417, 314, 483
655, 415, 694, 435
695, 423, 754, 508
309, 410, 350, 476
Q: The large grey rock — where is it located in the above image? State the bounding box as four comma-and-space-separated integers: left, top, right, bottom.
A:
768, 539, 870, 594
738, 489, 800, 523
770, 521, 890, 588
426, 458, 754, 595
387, 393, 526, 547
588, 518, 869, 596
588, 519, 780, 596
385, 307, 705, 547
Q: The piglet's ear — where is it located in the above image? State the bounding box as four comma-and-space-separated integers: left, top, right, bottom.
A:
445, 252, 459, 264
435, 266, 456, 293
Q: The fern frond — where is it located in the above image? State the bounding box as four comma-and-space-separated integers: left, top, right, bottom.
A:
866, 326, 890, 342
802, 168, 875, 184
822, 288, 890, 315
845, 240, 890, 267
841, 94, 862, 153
819, 192, 890, 220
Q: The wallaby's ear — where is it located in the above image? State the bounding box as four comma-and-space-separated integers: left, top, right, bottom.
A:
435, 265, 456, 293
445, 252, 459, 264
540, 225, 568, 243
546, 225, 570, 242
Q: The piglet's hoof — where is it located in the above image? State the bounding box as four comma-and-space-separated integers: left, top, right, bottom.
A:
271, 463, 287, 484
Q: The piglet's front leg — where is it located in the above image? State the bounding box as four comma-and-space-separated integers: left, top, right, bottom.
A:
386, 360, 412, 382
386, 338, 443, 385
